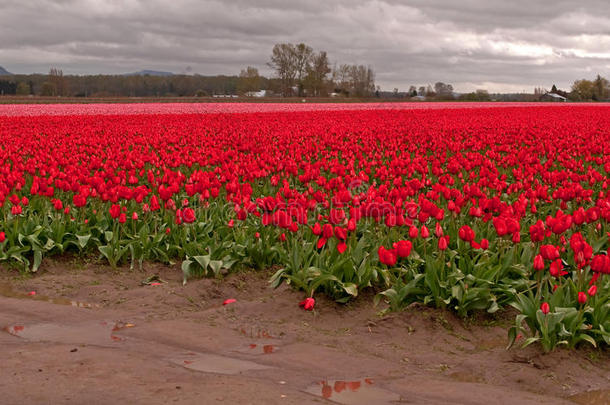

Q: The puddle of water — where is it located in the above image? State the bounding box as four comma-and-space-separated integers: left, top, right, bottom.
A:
0, 282, 99, 308
304, 379, 401, 404
238, 326, 275, 339
4, 320, 129, 346
170, 352, 271, 375
568, 390, 610, 405
234, 343, 278, 355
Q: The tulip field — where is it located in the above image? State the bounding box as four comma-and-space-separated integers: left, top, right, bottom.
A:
0, 102, 609, 351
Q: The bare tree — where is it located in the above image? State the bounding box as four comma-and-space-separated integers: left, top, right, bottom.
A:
293, 43, 313, 96
268, 43, 298, 96
48, 67, 68, 96
331, 64, 375, 98
349, 65, 375, 98
332, 64, 352, 96
533, 87, 548, 96
304, 51, 331, 96
593, 74, 609, 101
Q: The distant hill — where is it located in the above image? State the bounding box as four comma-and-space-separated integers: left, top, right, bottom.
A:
0, 66, 13, 75
123, 70, 174, 77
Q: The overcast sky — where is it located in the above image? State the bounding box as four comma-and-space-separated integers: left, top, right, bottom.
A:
1, 0, 609, 92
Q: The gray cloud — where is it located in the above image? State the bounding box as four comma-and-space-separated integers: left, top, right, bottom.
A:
1, 0, 609, 92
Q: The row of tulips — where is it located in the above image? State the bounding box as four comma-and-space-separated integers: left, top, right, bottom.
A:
0, 105, 609, 350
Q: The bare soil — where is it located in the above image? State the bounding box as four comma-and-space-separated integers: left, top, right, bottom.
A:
1, 258, 608, 405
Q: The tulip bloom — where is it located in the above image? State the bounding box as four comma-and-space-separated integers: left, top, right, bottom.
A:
109, 204, 121, 219
540, 302, 550, 314
395, 240, 412, 258
540, 245, 560, 261
438, 236, 449, 251
549, 259, 567, 278
533, 254, 545, 271
577, 292, 587, 305
458, 225, 475, 243
182, 208, 196, 224
378, 246, 397, 266
299, 297, 315, 310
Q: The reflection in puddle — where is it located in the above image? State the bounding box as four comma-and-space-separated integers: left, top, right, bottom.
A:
170, 352, 271, 375
305, 379, 401, 404
4, 321, 131, 346
234, 343, 278, 355
0, 282, 99, 308
569, 390, 610, 405
238, 327, 275, 339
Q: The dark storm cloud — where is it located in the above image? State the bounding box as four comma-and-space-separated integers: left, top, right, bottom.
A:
1, 0, 608, 91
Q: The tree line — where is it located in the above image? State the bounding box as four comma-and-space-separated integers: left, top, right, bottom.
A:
1, 50, 608, 101
0, 71, 271, 98
0, 43, 376, 98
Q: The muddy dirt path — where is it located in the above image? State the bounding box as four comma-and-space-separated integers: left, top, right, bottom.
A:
1, 260, 608, 405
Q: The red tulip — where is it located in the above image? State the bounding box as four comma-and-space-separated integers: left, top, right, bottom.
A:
435, 222, 443, 237
378, 246, 397, 266
540, 245, 560, 261
533, 254, 545, 271
322, 223, 333, 239
577, 292, 587, 305
438, 236, 448, 251
299, 297, 315, 310
109, 204, 121, 219
549, 259, 566, 278
395, 240, 412, 258
540, 302, 550, 314
492, 217, 508, 236
458, 225, 475, 243
182, 208, 195, 223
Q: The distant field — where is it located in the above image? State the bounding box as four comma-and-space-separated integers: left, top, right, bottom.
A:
0, 101, 599, 116
0, 96, 395, 105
